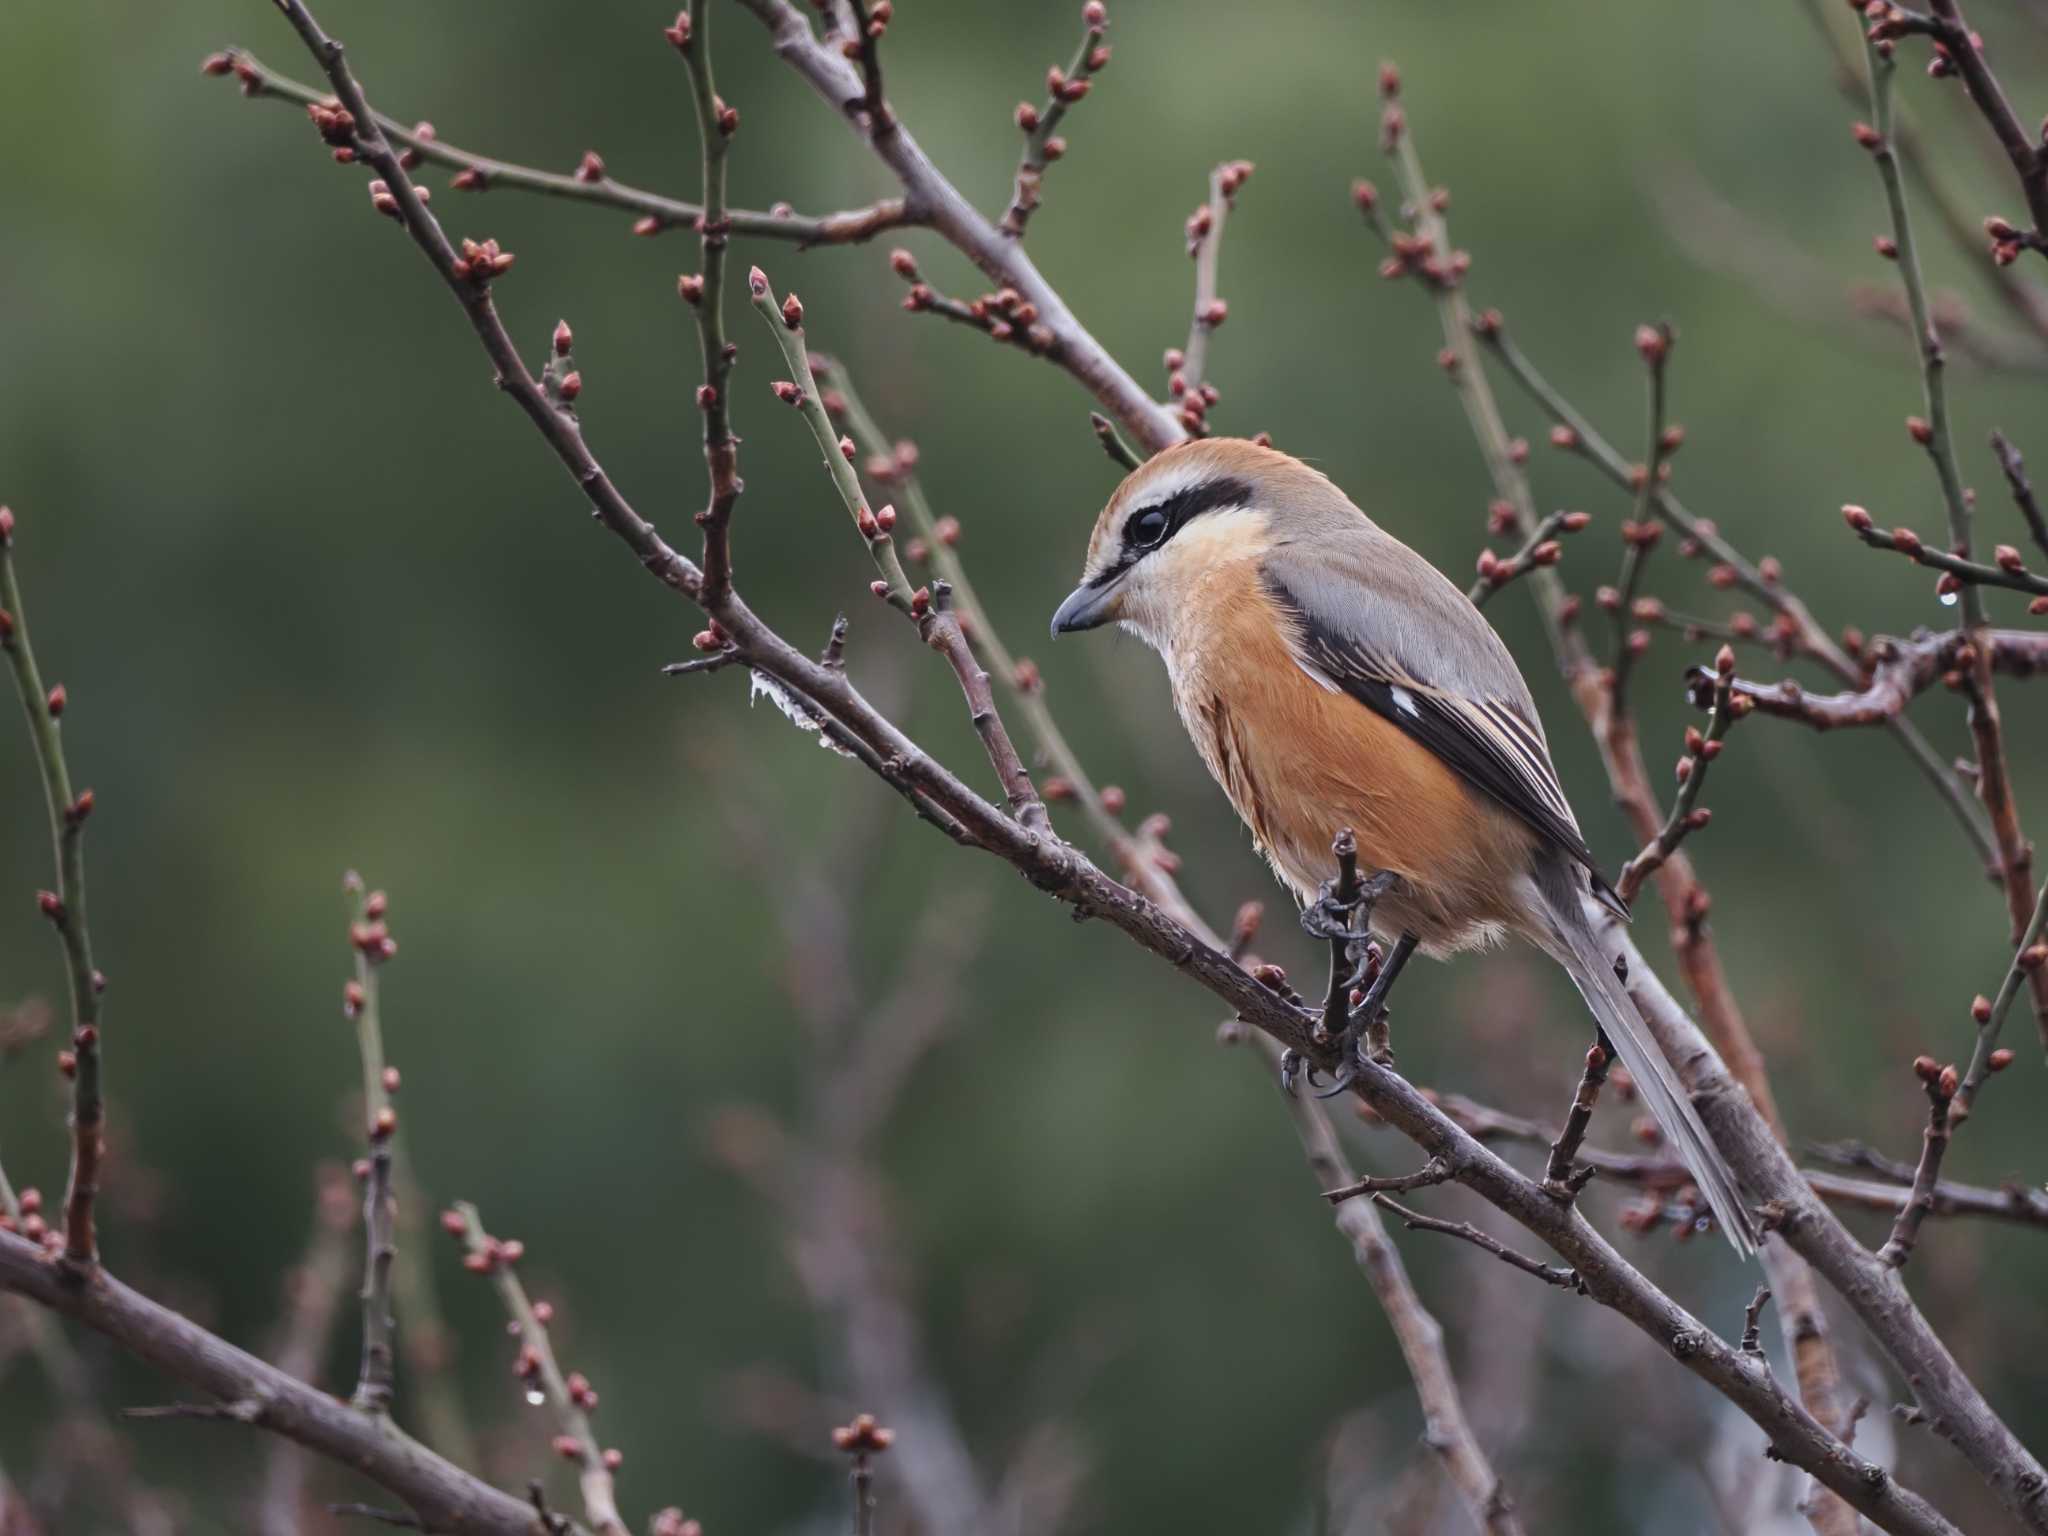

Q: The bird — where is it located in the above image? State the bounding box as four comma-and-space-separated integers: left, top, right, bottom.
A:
1048, 436, 1757, 1256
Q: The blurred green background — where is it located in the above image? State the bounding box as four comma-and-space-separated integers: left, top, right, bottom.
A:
4, 1, 2048, 1531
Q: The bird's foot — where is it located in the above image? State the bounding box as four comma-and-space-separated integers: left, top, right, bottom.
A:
1298, 867, 1402, 943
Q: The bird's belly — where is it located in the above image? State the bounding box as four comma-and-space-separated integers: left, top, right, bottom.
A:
1174, 643, 1537, 955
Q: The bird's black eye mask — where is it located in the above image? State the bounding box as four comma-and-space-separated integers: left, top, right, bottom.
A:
1089, 475, 1252, 586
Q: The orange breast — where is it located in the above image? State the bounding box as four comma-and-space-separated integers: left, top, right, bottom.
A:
1168, 577, 1535, 949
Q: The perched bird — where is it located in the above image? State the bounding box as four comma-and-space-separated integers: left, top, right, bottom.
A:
1050, 437, 1756, 1255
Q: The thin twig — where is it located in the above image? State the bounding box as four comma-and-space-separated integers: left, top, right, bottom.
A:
1617, 655, 1745, 903
999, 3, 1110, 239
1877, 1065, 1958, 1269
734, 0, 1182, 450
1371, 1197, 1584, 1293
1321, 1159, 1454, 1205
1952, 875, 2048, 1120
1174, 160, 1253, 420
452, 1205, 626, 1536
343, 879, 399, 1416
1990, 429, 2048, 561
676, 2, 742, 603
1742, 1287, 1774, 1357
1089, 411, 1141, 472
1467, 509, 1582, 608
0, 506, 105, 1266
212, 49, 913, 247
1712, 626, 2048, 730
1542, 1039, 1612, 1198
1609, 321, 1674, 712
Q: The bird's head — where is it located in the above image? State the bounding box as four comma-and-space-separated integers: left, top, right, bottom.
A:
1049, 437, 1353, 648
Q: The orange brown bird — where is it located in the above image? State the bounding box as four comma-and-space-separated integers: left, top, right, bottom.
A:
1050, 437, 1756, 1255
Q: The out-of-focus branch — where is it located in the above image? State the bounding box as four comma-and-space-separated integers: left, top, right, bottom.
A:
1466, 509, 1584, 609
1000, 3, 1111, 239
1275, 1063, 1526, 1536
0, 506, 105, 1267
450, 1206, 626, 1536
1992, 429, 2048, 561
257, 1164, 357, 1536
1607, 321, 1674, 712
734, 0, 1183, 451
208, 49, 914, 247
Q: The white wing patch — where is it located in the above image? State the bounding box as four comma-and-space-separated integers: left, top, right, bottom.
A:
1389, 685, 1418, 717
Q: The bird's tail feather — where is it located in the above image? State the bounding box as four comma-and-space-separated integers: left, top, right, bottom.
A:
1534, 873, 1759, 1258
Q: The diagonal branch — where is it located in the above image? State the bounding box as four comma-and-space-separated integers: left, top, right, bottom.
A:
733, 0, 1182, 452
211, 48, 914, 247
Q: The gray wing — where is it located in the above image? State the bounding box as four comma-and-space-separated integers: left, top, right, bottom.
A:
1261, 537, 1627, 915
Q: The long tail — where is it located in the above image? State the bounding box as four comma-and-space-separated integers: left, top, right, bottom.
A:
1532, 868, 1759, 1258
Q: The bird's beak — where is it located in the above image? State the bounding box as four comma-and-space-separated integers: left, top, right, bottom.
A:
1049, 576, 1121, 637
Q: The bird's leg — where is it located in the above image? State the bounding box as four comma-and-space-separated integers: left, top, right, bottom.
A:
1286, 831, 1408, 1098
1353, 932, 1419, 1070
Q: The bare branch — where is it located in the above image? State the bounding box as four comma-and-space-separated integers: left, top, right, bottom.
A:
1877, 1063, 1959, 1269
341, 879, 399, 1417
0, 506, 105, 1267
209, 49, 913, 247
734, 0, 1183, 451
999, 4, 1111, 239
451, 1205, 626, 1536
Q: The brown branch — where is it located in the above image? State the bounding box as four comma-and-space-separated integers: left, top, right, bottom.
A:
1172, 159, 1253, 427
0, 508, 105, 1268
1845, 514, 2048, 597
999, 2, 1110, 239
1952, 874, 2048, 1120
1608, 321, 1674, 712
1372, 1197, 1584, 1292
1441, 1094, 2048, 1231
1466, 509, 1583, 609
1877, 1064, 1959, 1269
1542, 1039, 1612, 1197
1801, 1169, 2048, 1228
1867, 1, 2048, 263
1616, 655, 1745, 904
0, 1229, 552, 1533
734, 0, 1183, 452
1714, 626, 2048, 729
210, 49, 914, 247
1321, 1159, 1454, 1205
451, 1206, 626, 1536
1992, 429, 2048, 561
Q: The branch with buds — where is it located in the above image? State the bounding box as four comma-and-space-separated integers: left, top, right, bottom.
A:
207, 47, 913, 246
1000, 2, 1111, 239
448, 1205, 627, 1535
0, 504, 106, 1268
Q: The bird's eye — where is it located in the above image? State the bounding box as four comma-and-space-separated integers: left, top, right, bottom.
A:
1130, 508, 1169, 548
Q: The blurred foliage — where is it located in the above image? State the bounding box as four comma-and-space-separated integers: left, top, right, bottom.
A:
3, 1, 2048, 1532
